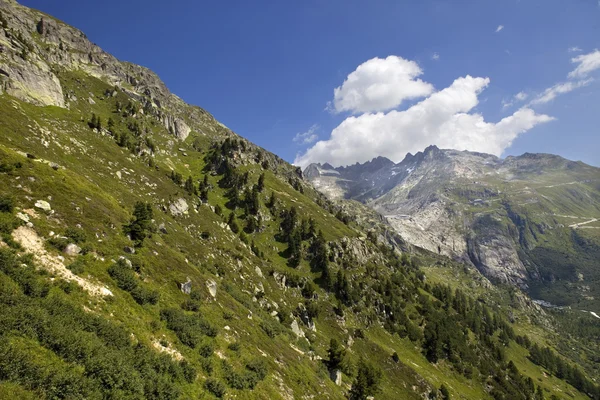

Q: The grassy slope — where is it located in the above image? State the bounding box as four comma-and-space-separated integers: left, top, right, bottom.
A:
0, 69, 596, 399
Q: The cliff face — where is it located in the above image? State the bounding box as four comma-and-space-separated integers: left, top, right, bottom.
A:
0, 0, 199, 138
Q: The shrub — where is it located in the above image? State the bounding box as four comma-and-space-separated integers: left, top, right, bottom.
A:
48, 236, 70, 251
67, 258, 86, 275
0, 195, 14, 213
199, 342, 214, 358
131, 285, 159, 305
204, 378, 226, 398
108, 260, 138, 292
65, 227, 86, 244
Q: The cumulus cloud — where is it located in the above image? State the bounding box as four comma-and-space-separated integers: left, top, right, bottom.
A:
295, 76, 553, 167
432, 52, 440, 61
331, 56, 434, 114
495, 25, 504, 33
568, 49, 600, 79
293, 124, 319, 145
568, 46, 582, 53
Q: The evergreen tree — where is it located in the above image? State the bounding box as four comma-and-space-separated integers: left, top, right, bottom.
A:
440, 384, 450, 399
327, 338, 346, 371
257, 173, 265, 192
184, 175, 196, 195
124, 201, 153, 247
227, 212, 239, 234
349, 358, 381, 400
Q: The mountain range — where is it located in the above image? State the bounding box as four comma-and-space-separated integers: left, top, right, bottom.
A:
305, 146, 600, 311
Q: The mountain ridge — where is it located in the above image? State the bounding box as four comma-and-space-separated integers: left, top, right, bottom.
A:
304, 146, 600, 309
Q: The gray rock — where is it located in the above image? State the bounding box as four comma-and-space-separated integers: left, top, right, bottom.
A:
180, 278, 192, 294
163, 114, 191, 141
290, 320, 304, 338
124, 246, 135, 254
34, 200, 51, 212
330, 369, 342, 386
169, 198, 189, 216
158, 223, 168, 234
206, 279, 217, 298
63, 243, 81, 256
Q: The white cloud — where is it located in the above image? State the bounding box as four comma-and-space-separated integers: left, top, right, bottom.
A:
293, 124, 319, 145
527, 50, 600, 106
502, 91, 529, 109
295, 76, 553, 167
331, 56, 434, 114
496, 25, 504, 33
568, 46, 582, 53
530, 79, 593, 105
514, 91, 528, 101
568, 49, 600, 79
432, 52, 440, 61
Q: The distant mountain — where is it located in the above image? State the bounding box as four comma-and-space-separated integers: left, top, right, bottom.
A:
305, 146, 600, 310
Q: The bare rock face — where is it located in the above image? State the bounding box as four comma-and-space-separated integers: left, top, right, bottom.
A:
0, 35, 64, 107
163, 114, 191, 141
305, 146, 600, 291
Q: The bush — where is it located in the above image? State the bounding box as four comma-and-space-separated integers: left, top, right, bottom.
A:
159, 308, 217, 348
108, 260, 138, 292
48, 236, 70, 252
67, 258, 86, 275
199, 342, 214, 358
204, 378, 226, 398
246, 358, 268, 381
131, 285, 159, 305
65, 227, 86, 244
0, 195, 14, 213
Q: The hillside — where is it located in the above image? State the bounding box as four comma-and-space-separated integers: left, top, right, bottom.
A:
0, 1, 599, 399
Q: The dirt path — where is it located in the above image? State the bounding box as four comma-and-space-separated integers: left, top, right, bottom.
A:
12, 226, 113, 297
569, 218, 598, 229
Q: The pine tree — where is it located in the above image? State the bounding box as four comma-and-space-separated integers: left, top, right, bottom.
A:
185, 175, 196, 195
349, 358, 381, 400
124, 201, 153, 247
227, 212, 239, 234
257, 173, 265, 192
327, 338, 345, 371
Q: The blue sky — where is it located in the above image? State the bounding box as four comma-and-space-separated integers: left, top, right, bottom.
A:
21, 0, 600, 167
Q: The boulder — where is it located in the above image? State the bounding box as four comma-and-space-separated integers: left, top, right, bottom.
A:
63, 243, 81, 256
124, 246, 135, 254
158, 223, 168, 234
330, 369, 342, 386
290, 320, 304, 338
180, 278, 192, 294
34, 200, 51, 212
169, 198, 189, 216
206, 279, 217, 298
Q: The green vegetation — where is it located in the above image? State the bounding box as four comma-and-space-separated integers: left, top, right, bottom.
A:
0, 6, 597, 398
